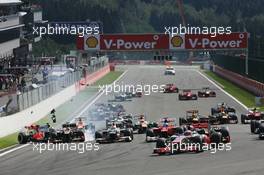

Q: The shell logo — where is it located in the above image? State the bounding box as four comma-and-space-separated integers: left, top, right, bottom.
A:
86, 36, 98, 48
171, 36, 183, 47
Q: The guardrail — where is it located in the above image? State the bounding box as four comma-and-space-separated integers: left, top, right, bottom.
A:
0, 64, 111, 137
213, 65, 264, 97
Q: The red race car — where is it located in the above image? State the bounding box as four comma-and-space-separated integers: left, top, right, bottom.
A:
198, 87, 216, 97
241, 108, 264, 124
163, 84, 179, 93
153, 126, 231, 155
146, 117, 182, 142
178, 90, 198, 100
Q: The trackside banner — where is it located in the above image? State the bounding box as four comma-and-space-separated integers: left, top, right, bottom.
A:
77, 33, 248, 51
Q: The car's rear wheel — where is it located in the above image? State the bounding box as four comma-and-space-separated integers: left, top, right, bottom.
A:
210, 132, 222, 147
18, 133, 28, 144
156, 138, 166, 148
251, 120, 256, 133
241, 114, 246, 124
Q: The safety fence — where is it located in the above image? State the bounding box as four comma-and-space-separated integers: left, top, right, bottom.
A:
17, 71, 81, 111
211, 54, 264, 83
213, 65, 264, 97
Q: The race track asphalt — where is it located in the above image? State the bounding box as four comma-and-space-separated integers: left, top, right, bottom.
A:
1, 65, 263, 175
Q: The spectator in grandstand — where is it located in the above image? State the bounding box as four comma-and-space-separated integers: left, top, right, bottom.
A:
4, 77, 9, 89
21, 77, 26, 92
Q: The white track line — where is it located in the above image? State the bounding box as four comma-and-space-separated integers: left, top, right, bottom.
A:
196, 70, 248, 110
74, 70, 128, 118
0, 144, 29, 157
0, 70, 128, 157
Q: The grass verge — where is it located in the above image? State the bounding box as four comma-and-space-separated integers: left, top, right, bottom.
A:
0, 71, 123, 149
204, 71, 264, 111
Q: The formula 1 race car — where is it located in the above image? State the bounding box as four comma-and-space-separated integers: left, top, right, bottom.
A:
153, 132, 208, 155
198, 87, 216, 97
153, 126, 230, 155
95, 122, 133, 143
178, 90, 198, 100
125, 91, 143, 98
132, 115, 149, 134
241, 108, 264, 124
18, 124, 56, 144
59, 122, 86, 142
163, 84, 179, 93
113, 93, 131, 102
17, 121, 87, 144
209, 111, 238, 124
164, 66, 175, 75
250, 120, 264, 135
146, 118, 183, 142
211, 102, 236, 115
179, 110, 210, 129
209, 126, 231, 144
75, 117, 95, 133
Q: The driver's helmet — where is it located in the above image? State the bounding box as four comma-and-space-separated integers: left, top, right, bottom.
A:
184, 130, 192, 136
188, 125, 195, 131
163, 122, 169, 127
139, 115, 144, 120
111, 123, 117, 129
170, 135, 177, 141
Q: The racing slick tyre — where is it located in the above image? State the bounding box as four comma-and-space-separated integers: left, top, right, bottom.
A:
122, 130, 133, 141
220, 127, 230, 143
250, 120, 256, 133
211, 108, 217, 115
18, 133, 28, 144
179, 118, 187, 126
192, 136, 204, 153
230, 115, 238, 124
175, 127, 184, 135
62, 134, 72, 143
251, 120, 262, 134
241, 114, 246, 124
250, 120, 258, 133
156, 138, 166, 149
95, 131, 103, 139
146, 129, 154, 137
178, 95, 182, 100
210, 132, 222, 147
193, 95, 198, 100
258, 124, 264, 139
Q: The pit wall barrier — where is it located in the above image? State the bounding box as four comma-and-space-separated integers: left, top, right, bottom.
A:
213, 65, 264, 97
76, 65, 110, 92
0, 65, 111, 137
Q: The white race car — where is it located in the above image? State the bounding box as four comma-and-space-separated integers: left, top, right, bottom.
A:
164, 67, 175, 75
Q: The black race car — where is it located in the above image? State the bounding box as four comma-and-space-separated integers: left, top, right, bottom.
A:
211, 102, 236, 115
209, 111, 238, 124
